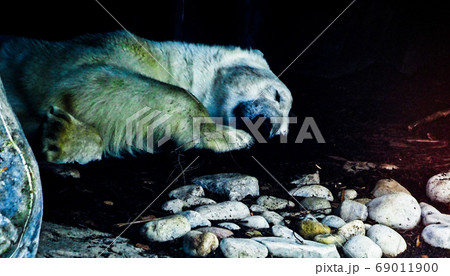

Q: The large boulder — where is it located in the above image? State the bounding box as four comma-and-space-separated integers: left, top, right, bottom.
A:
0, 78, 43, 257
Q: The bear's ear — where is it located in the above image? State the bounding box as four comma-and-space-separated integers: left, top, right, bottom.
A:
252, 49, 264, 57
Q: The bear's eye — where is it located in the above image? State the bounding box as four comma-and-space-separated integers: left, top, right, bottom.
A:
275, 90, 281, 103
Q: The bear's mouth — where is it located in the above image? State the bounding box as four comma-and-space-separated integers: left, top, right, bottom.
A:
233, 102, 276, 140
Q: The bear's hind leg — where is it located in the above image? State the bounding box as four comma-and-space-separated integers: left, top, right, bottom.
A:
42, 106, 104, 164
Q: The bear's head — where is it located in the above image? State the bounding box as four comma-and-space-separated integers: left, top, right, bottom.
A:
212, 53, 293, 139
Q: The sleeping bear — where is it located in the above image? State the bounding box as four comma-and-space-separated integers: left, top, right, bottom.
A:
0, 31, 293, 164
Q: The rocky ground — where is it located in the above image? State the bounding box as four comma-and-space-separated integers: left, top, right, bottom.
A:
37, 62, 450, 258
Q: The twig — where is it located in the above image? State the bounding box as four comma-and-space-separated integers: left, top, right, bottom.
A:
408, 108, 450, 130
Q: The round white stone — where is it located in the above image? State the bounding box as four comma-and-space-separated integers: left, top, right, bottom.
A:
422, 224, 450, 249
426, 172, 450, 204
367, 224, 407, 257
367, 193, 421, 230
343, 235, 382, 258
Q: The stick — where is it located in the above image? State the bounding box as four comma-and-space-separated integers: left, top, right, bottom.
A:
408, 108, 450, 130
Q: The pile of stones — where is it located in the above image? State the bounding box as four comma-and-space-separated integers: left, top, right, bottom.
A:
140, 172, 450, 258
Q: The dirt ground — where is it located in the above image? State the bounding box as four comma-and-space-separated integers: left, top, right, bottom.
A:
39, 62, 450, 258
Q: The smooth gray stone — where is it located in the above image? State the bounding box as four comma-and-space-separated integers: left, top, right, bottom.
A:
289, 185, 334, 201
239, 215, 270, 229
141, 215, 191, 242
0, 79, 43, 258
37, 222, 156, 258
338, 200, 368, 222
220, 238, 268, 258
217, 222, 241, 231
169, 185, 205, 199
261, 211, 285, 225
195, 201, 250, 221
321, 215, 346, 229
252, 237, 340, 258
256, 196, 295, 210
192, 173, 259, 201
300, 197, 332, 215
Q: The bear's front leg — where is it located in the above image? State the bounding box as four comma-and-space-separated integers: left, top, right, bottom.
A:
42, 106, 104, 164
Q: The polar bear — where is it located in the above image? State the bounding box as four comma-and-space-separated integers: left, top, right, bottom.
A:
0, 31, 293, 164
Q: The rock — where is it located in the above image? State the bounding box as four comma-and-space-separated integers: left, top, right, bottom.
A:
422, 224, 450, 249
367, 224, 407, 257
313, 234, 346, 247
217, 222, 241, 231
419, 202, 450, 225
321, 215, 346, 228
253, 237, 340, 258
272, 225, 304, 242
183, 230, 219, 257
239, 215, 270, 229
184, 197, 216, 208
290, 171, 320, 186
256, 196, 295, 210
0, 79, 43, 257
250, 204, 267, 213
337, 200, 368, 222
343, 235, 382, 258
343, 161, 377, 174
162, 199, 185, 213
195, 201, 250, 221
426, 172, 450, 204
296, 218, 331, 239
141, 215, 190, 242
300, 197, 332, 215
0, 215, 18, 255
169, 185, 204, 199
261, 211, 285, 225
423, 213, 450, 226
245, 229, 263, 238
372, 179, 410, 197
192, 173, 259, 201
354, 198, 372, 205
289, 185, 334, 201
196, 227, 234, 239
37, 222, 155, 257
337, 220, 365, 240
367, 193, 421, 230
179, 211, 211, 228
338, 189, 358, 200
220, 238, 268, 258
420, 202, 441, 217
365, 224, 372, 231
